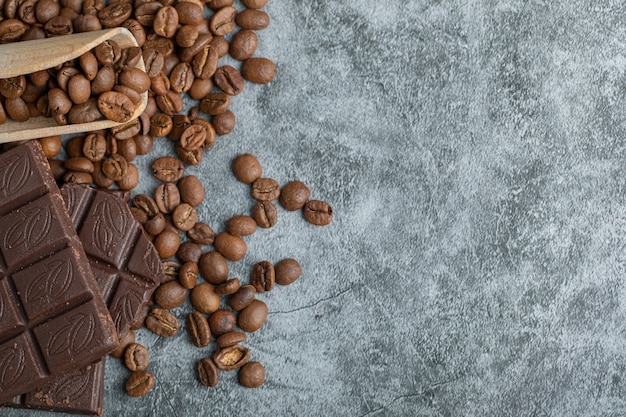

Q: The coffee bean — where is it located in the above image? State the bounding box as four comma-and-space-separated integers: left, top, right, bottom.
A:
177, 241, 202, 263
252, 200, 277, 228
251, 177, 280, 201
235, 9, 270, 30
232, 153, 262, 184
215, 277, 241, 295
227, 215, 256, 237
117, 139, 138, 164
251, 260, 275, 293
153, 5, 178, 38
228, 284, 256, 311
190, 283, 220, 314
119, 47, 142, 71
242, 57, 276, 84
213, 345, 250, 371
122, 19, 146, 47
175, 2, 203, 25
134, 134, 154, 155
154, 280, 188, 309
135, 1, 161, 27
213, 65, 244, 95
162, 260, 181, 283
197, 358, 219, 387
172, 203, 198, 231
187, 311, 211, 348
156, 90, 184, 115
102, 153, 128, 181
91, 65, 116, 95
5, 97, 29, 122
189, 77, 214, 100
216, 331, 246, 348
47, 159, 64, 182
207, 0, 234, 10
239, 361, 265, 388
279, 181, 311, 211
152, 156, 185, 182
199, 251, 229, 284
98, 91, 135, 123
303, 200, 333, 226
125, 370, 155, 397
229, 30, 258, 61
68, 98, 103, 123
82, 132, 107, 162
210, 35, 230, 58
212, 109, 235, 136
176, 145, 203, 166
145, 307, 179, 337
208, 309, 236, 337
179, 124, 206, 151
39, 135, 62, 159
133, 194, 160, 217
242, 0, 268, 8
214, 232, 247, 261
192, 45, 219, 80
150, 113, 173, 137
64, 157, 94, 173
98, 1, 132, 28
63, 171, 93, 184
179, 261, 199, 289
187, 222, 215, 245
238, 299, 268, 332
44, 15, 72, 36
35, 0, 60, 23
92, 161, 114, 188
154, 229, 181, 259
144, 212, 166, 236
177, 175, 204, 206
155, 182, 181, 214
275, 258, 302, 286
74, 13, 102, 32
119, 67, 151, 94
94, 40, 121, 65
0, 75, 26, 98
199, 92, 230, 115
210, 6, 237, 36
124, 343, 150, 372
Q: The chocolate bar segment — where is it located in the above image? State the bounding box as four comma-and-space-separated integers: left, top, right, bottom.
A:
8, 358, 106, 416
0, 141, 118, 402
60, 183, 164, 339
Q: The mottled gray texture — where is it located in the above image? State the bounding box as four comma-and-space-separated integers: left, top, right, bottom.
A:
6, 0, 626, 416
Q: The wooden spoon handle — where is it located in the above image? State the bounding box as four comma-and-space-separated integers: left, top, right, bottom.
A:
0, 28, 138, 79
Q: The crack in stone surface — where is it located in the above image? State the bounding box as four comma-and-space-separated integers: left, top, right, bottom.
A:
268, 284, 362, 315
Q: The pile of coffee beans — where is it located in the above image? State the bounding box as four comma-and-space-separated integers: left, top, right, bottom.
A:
0, 41, 147, 125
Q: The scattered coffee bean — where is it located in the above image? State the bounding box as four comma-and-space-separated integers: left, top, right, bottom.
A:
154, 229, 181, 259
145, 308, 179, 337
177, 175, 205, 206
253, 200, 278, 228
179, 262, 199, 289
213, 345, 250, 371
208, 309, 237, 336
187, 311, 211, 348
154, 280, 188, 309
238, 299, 268, 332
155, 182, 181, 214
172, 202, 198, 231
125, 370, 155, 397
227, 215, 257, 237
303, 199, 333, 226
279, 181, 311, 211
251, 260, 275, 293
177, 241, 202, 264
197, 358, 219, 387
152, 156, 185, 182
239, 361, 265, 388
228, 284, 256, 311
275, 258, 302, 286
124, 343, 150, 372
214, 232, 247, 261
199, 251, 229, 284
215, 277, 241, 295
251, 177, 280, 201
187, 222, 215, 245
232, 153, 262, 184
216, 331, 247, 348
190, 283, 221, 314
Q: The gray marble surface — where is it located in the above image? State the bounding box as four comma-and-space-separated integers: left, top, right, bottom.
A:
6, 0, 626, 416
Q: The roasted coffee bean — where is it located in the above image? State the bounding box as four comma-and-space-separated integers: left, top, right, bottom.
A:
64, 157, 94, 173
118, 47, 142, 71
91, 65, 116, 94
227, 215, 256, 237
178, 33, 212, 63
67, 73, 91, 104
152, 156, 185, 182
117, 163, 139, 190
207, 0, 234, 10
252, 200, 277, 228
117, 136, 138, 162
210, 35, 229, 58
73, 13, 102, 32
82, 132, 107, 162
210, 6, 236, 36
133, 194, 159, 217
134, 1, 161, 27
208, 309, 236, 336
145, 308, 179, 337
242, 0, 268, 8
98, 1, 132, 28
175, 242, 201, 265
190, 283, 220, 314
153, 5, 178, 38
143, 48, 165, 78
112, 118, 141, 140
213, 65, 244, 96
30, 70, 50, 88
150, 71, 170, 95
179, 261, 199, 289
192, 45, 219, 79
144, 212, 166, 236
176, 24, 199, 48
169, 114, 191, 141
44, 15, 73, 36
197, 358, 219, 387
162, 259, 181, 283
63, 171, 93, 184
187, 311, 211, 348
35, 0, 60, 24
212, 110, 235, 136
172, 203, 198, 231
98, 91, 135, 123
199, 251, 228, 284
199, 92, 230, 115
239, 361, 265, 388
188, 222, 214, 245
0, 75, 26, 99
236, 9, 270, 30
102, 153, 128, 181
130, 207, 149, 224
155, 182, 180, 214
228, 284, 256, 311
154, 229, 181, 259
144, 35, 175, 58
251, 260, 275, 293
232, 153, 262, 184
213, 345, 250, 371
177, 175, 204, 206
122, 19, 146, 46
170, 61, 194, 93
179, 124, 206, 151
119, 67, 151, 94
134, 134, 154, 155
67, 98, 103, 123
214, 232, 246, 261
156, 90, 184, 115
191, 118, 215, 149
242, 57, 276, 84
238, 299, 267, 332
5, 97, 29, 122
303, 200, 333, 226
124, 343, 150, 372
125, 370, 155, 397
154, 280, 188, 309
0, 19, 28, 43
150, 113, 173, 137
94, 40, 121, 65
110, 328, 135, 359
92, 161, 114, 188
39, 136, 62, 159
176, 145, 203, 166
279, 181, 311, 211
275, 258, 302, 286
216, 331, 246, 348
251, 177, 280, 201
215, 277, 241, 296
175, 1, 203, 25
229, 30, 258, 61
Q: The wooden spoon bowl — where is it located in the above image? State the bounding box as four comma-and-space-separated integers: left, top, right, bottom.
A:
0, 28, 147, 144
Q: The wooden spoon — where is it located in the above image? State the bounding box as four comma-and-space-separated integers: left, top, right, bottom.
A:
0, 27, 147, 143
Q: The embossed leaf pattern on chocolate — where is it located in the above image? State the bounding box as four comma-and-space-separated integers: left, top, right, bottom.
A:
142, 244, 161, 276
4, 205, 52, 250
0, 344, 25, 386
0, 152, 30, 198
92, 199, 128, 255
25, 259, 74, 305
0, 288, 5, 320
110, 290, 143, 334
46, 313, 96, 357
48, 367, 93, 401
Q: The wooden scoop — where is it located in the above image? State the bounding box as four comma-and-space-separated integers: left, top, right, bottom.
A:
0, 27, 147, 143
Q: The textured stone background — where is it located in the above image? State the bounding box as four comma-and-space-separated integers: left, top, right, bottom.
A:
7, 0, 626, 416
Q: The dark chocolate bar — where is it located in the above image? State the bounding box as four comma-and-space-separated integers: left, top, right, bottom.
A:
7, 358, 106, 416
60, 183, 164, 339
0, 141, 118, 402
